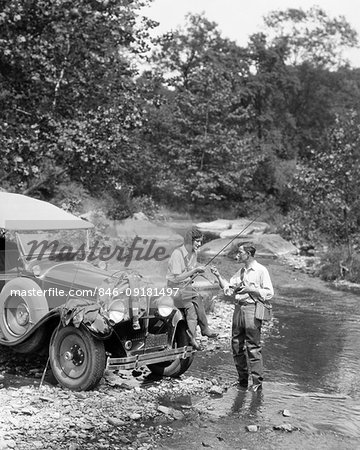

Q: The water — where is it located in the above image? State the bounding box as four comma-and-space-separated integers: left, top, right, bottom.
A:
189, 257, 360, 440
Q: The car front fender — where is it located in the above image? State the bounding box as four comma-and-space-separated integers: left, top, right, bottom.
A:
61, 297, 112, 338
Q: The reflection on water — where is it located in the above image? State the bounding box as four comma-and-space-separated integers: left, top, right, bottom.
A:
189, 259, 360, 438
230, 386, 264, 415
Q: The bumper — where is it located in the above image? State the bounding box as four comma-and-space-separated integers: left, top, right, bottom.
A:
106, 345, 194, 370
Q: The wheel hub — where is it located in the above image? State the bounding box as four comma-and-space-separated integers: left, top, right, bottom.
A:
15, 303, 30, 327
64, 344, 85, 366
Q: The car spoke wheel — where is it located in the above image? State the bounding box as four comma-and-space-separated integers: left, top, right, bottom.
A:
49, 326, 106, 391
147, 322, 194, 377
0, 278, 48, 342
4, 296, 31, 336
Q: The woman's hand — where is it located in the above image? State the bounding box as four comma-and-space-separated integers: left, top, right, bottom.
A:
210, 266, 220, 277
194, 265, 206, 274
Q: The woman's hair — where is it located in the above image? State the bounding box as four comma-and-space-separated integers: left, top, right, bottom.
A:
184, 227, 203, 245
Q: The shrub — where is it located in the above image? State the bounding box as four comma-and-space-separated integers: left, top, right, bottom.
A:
347, 254, 360, 283
318, 246, 360, 283
131, 195, 160, 220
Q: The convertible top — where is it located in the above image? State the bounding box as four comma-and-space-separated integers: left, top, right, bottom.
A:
0, 192, 94, 230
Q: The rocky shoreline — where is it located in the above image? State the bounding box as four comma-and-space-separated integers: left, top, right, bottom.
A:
280, 253, 360, 294
0, 376, 221, 450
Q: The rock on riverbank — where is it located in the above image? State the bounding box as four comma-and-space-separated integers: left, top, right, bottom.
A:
199, 234, 298, 259
196, 219, 270, 238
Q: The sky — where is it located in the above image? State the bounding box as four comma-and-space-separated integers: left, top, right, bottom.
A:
141, 0, 360, 67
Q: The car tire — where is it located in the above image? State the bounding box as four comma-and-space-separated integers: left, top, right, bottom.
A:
0, 278, 49, 341
49, 325, 106, 391
147, 322, 194, 377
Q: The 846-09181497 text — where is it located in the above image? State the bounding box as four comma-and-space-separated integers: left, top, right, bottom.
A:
95, 286, 180, 297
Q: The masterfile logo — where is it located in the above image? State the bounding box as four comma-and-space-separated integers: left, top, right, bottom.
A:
25, 236, 169, 267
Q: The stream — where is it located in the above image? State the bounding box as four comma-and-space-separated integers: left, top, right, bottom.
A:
161, 256, 360, 449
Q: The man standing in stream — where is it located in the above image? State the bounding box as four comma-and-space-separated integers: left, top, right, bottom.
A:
211, 243, 274, 391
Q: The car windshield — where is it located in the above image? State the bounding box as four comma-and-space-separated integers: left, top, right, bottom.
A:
16, 229, 89, 263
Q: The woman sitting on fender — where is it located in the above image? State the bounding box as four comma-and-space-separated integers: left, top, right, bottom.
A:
166, 227, 218, 350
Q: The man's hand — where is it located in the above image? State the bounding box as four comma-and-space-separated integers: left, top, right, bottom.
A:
224, 286, 234, 296
235, 285, 256, 295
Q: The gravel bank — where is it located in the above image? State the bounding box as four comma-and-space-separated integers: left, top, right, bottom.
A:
0, 300, 239, 450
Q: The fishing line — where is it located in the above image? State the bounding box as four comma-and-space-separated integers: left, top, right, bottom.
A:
204, 212, 264, 267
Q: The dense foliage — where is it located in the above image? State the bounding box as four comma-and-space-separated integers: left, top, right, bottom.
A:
284, 111, 360, 245
1, 1, 360, 261
0, 0, 157, 216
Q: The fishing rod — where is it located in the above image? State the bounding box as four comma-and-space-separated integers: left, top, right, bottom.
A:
182, 212, 264, 288
204, 211, 264, 267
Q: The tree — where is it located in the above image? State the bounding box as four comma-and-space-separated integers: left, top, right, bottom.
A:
0, 0, 156, 202
263, 6, 358, 69
245, 9, 359, 209
147, 14, 259, 207
288, 111, 360, 247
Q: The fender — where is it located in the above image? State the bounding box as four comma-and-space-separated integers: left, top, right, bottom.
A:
60, 297, 113, 338
170, 309, 187, 347
172, 308, 185, 328
0, 309, 60, 353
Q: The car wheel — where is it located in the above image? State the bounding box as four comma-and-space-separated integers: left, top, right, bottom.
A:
147, 322, 194, 377
0, 278, 49, 341
49, 325, 106, 391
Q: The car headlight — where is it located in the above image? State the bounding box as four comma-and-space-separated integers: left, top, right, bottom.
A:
108, 298, 127, 324
157, 295, 174, 317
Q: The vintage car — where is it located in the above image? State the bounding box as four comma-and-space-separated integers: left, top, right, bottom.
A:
0, 192, 194, 390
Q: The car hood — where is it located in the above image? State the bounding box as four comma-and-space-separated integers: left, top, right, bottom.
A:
31, 260, 116, 290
